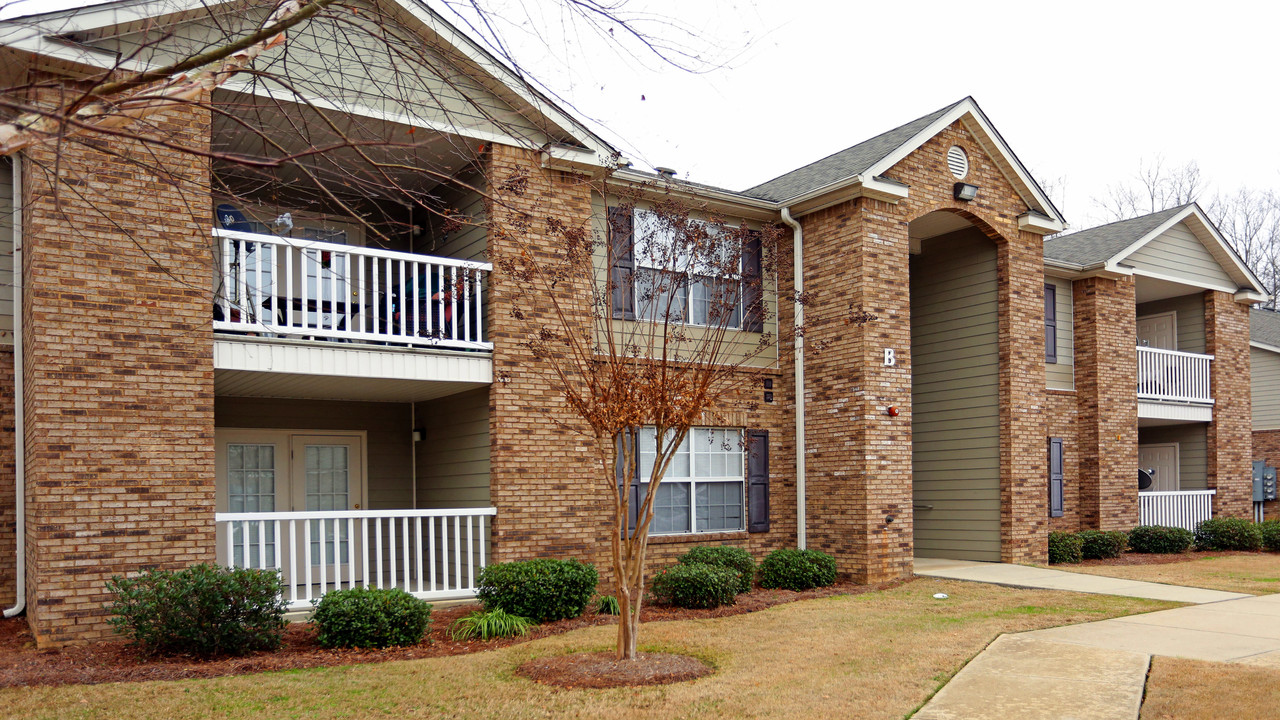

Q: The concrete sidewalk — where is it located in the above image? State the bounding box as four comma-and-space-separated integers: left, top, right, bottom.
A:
912, 558, 1273, 719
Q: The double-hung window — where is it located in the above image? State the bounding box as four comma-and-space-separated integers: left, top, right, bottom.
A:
632, 209, 742, 329
638, 427, 745, 534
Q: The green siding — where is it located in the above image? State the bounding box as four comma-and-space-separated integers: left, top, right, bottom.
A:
1139, 424, 1208, 490
1253, 347, 1280, 431
912, 227, 1000, 561
1046, 276, 1073, 390
415, 388, 491, 508
1137, 294, 1205, 354
1127, 222, 1235, 289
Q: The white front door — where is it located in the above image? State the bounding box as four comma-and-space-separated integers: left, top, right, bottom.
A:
292, 435, 365, 582
1137, 312, 1177, 350
1139, 443, 1180, 492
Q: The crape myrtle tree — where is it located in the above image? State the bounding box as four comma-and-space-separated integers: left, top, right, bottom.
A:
492, 182, 784, 660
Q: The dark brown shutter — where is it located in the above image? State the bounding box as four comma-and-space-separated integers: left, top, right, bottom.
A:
741, 231, 763, 333
747, 430, 769, 532
608, 207, 635, 320
1044, 283, 1057, 363
1049, 437, 1064, 518
616, 430, 641, 536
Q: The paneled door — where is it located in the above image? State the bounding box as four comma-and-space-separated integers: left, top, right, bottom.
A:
1139, 443, 1180, 492
291, 435, 365, 582
1137, 312, 1177, 350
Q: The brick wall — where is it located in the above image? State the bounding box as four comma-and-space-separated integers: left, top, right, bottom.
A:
1252, 429, 1280, 517
1072, 276, 1138, 530
484, 145, 798, 583
21, 103, 215, 645
1046, 390, 1081, 532
0, 350, 14, 607
1205, 290, 1253, 518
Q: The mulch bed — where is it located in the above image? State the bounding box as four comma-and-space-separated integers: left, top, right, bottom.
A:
518, 651, 711, 688
1071, 549, 1264, 567
0, 578, 905, 689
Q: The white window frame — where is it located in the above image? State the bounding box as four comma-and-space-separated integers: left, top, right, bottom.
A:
638, 426, 746, 535
632, 209, 743, 330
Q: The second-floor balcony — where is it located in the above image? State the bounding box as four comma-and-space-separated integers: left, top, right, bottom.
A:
214, 228, 492, 352
1137, 346, 1213, 418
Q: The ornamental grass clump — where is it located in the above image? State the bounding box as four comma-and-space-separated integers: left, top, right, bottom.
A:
310, 587, 432, 649
477, 558, 598, 622
677, 545, 757, 594
650, 563, 739, 609
1127, 525, 1194, 554
449, 608, 534, 641
1047, 531, 1084, 564
106, 563, 287, 658
757, 548, 837, 591
1193, 517, 1263, 552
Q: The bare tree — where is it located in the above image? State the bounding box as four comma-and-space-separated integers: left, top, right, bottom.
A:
1211, 188, 1280, 308
1093, 156, 1204, 223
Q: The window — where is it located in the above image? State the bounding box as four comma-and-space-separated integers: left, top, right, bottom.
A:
637, 427, 745, 534
632, 209, 744, 329
1044, 283, 1057, 363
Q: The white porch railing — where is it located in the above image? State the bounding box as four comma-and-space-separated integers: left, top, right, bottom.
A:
1139, 489, 1215, 532
1136, 346, 1213, 404
214, 228, 492, 351
214, 508, 496, 611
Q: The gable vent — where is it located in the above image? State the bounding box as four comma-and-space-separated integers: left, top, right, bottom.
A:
947, 146, 969, 179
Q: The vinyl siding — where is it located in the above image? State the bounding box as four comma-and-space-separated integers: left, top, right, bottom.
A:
0, 157, 12, 345
415, 388, 491, 508
424, 168, 488, 262
1252, 347, 1280, 431
1137, 293, 1205, 354
1139, 424, 1208, 490
912, 227, 1000, 561
1126, 222, 1235, 290
1046, 276, 1073, 390
215, 397, 414, 509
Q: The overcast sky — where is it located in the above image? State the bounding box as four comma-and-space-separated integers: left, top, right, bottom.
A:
7, 0, 1277, 230
464, 0, 1280, 230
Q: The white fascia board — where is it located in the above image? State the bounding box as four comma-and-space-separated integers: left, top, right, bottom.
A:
1251, 340, 1280, 355
860, 98, 1066, 227
1020, 212, 1065, 235
782, 174, 910, 217
1043, 261, 1083, 279
1109, 203, 1268, 297
1184, 205, 1268, 294
607, 170, 780, 221
1123, 265, 1239, 295
540, 144, 613, 172
1237, 289, 1270, 304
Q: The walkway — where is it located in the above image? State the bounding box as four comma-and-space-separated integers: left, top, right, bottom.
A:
912, 558, 1277, 720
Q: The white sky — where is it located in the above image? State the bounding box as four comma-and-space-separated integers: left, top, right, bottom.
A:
6, 0, 1278, 229
474, 0, 1280, 230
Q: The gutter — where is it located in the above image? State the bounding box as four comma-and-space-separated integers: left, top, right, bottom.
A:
5, 155, 23, 618
780, 207, 806, 550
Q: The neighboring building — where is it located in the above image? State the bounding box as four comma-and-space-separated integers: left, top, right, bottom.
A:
1250, 307, 1280, 518
0, 0, 1267, 646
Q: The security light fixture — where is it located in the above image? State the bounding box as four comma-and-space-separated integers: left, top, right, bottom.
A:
953, 182, 979, 201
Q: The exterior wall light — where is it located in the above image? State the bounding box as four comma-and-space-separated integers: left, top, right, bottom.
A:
953, 182, 979, 201
886, 406, 900, 417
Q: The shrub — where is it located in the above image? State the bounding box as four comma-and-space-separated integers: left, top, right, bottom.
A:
1047, 531, 1083, 564
1260, 520, 1280, 552
757, 548, 837, 591
449, 608, 534, 641
1128, 525, 1194, 554
677, 546, 757, 594
650, 562, 739, 609
477, 558, 598, 622
1194, 517, 1263, 552
310, 587, 432, 649
596, 595, 620, 615
1077, 530, 1128, 560
105, 563, 287, 657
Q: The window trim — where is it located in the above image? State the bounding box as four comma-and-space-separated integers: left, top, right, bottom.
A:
635, 426, 747, 536
630, 208, 746, 331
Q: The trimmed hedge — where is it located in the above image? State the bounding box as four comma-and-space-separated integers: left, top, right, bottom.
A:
106, 563, 287, 657
1194, 517, 1263, 551
310, 587, 432, 649
1047, 531, 1083, 564
1261, 520, 1280, 552
650, 562, 739, 609
477, 558, 598, 622
1128, 525, 1194, 554
1077, 530, 1128, 560
677, 546, 756, 594
757, 548, 837, 591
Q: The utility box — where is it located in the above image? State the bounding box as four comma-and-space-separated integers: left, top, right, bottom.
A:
1254, 460, 1277, 502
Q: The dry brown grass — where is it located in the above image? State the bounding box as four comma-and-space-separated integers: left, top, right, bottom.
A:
0, 579, 1173, 720
1066, 554, 1280, 595
1141, 656, 1280, 719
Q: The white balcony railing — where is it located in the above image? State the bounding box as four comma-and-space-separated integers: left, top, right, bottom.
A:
215, 507, 496, 611
214, 228, 492, 351
1139, 489, 1215, 532
1136, 346, 1213, 404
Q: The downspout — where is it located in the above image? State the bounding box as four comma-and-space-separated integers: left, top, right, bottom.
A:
5, 156, 25, 617
780, 207, 806, 550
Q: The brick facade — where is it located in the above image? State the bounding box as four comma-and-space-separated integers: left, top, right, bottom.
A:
1045, 390, 1081, 532
1205, 290, 1253, 518
20, 104, 215, 645
0, 350, 14, 608
1252, 429, 1280, 517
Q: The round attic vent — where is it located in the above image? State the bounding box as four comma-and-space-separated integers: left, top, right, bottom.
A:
947, 146, 969, 179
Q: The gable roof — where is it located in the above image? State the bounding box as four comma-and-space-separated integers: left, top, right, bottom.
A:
1043, 203, 1266, 300
1253, 308, 1280, 352
740, 96, 1065, 230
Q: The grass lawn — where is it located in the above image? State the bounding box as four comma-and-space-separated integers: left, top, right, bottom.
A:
1142, 657, 1280, 719
1063, 553, 1280, 595
0, 579, 1174, 720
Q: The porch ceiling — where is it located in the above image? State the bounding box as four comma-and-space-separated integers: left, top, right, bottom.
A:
214, 337, 490, 402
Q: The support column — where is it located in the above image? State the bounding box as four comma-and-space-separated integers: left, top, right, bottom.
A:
1205, 290, 1252, 518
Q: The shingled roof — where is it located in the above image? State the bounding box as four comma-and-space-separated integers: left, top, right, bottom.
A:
1042, 205, 1190, 268
742, 100, 966, 203
1253, 308, 1280, 350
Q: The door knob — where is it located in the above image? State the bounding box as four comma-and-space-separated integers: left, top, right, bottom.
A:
354, 503, 360, 509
